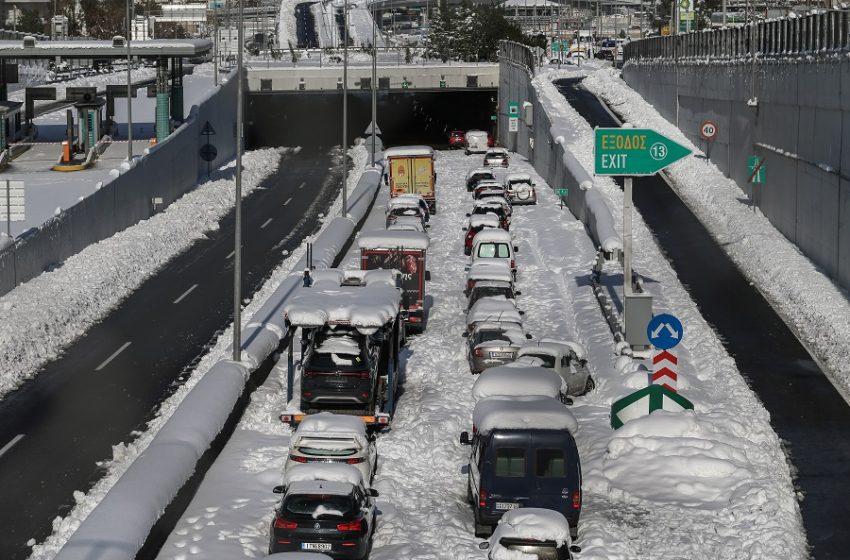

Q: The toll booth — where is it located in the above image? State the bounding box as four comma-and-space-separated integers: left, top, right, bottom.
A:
0, 100, 23, 150
74, 98, 106, 155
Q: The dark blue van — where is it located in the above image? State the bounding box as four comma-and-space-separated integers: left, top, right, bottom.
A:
460, 396, 582, 538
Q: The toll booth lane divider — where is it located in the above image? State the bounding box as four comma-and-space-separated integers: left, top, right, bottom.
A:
52, 152, 385, 560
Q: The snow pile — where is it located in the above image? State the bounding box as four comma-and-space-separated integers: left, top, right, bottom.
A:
581, 66, 850, 398
9, 66, 157, 105
0, 148, 285, 400
467, 298, 522, 326
491, 508, 571, 549
472, 366, 564, 401
596, 410, 766, 507
473, 396, 578, 435
283, 273, 401, 329
284, 463, 364, 487
294, 412, 369, 447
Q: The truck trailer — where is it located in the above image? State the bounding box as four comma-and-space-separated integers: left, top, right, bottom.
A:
384, 146, 437, 213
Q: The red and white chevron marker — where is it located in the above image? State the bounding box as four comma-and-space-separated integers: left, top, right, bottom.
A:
652, 350, 678, 392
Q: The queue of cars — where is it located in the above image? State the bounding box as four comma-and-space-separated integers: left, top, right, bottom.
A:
458, 149, 592, 558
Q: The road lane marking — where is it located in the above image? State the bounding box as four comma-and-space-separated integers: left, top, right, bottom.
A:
284, 197, 292, 206
0, 434, 24, 458
173, 283, 199, 304
95, 342, 132, 371
298, 182, 306, 190
260, 218, 273, 229
226, 250, 234, 259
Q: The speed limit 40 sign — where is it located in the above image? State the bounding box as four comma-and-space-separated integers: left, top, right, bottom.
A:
700, 121, 718, 141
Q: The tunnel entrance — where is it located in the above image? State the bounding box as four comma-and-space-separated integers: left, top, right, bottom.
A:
246, 89, 498, 150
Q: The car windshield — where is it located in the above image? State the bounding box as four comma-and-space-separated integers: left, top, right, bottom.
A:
470, 287, 512, 306
522, 353, 556, 368
296, 444, 358, 457
477, 243, 511, 259
501, 541, 560, 560
307, 332, 368, 372
282, 494, 356, 519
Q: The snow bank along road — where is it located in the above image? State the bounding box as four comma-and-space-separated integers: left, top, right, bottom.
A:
155, 149, 804, 559
0, 148, 343, 560
556, 75, 848, 558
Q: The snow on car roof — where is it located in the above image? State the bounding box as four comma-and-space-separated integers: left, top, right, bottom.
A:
284, 463, 365, 488
505, 172, 532, 182
358, 229, 430, 250
387, 215, 425, 232
466, 167, 495, 180
293, 412, 369, 448
387, 196, 425, 210
490, 508, 571, 548
383, 146, 434, 158
520, 339, 587, 361
472, 280, 513, 289
472, 366, 565, 401
467, 260, 513, 283
468, 213, 501, 229
473, 197, 510, 209
467, 298, 522, 326
283, 270, 400, 331
472, 396, 578, 435
486, 148, 509, 154
465, 130, 488, 137
473, 228, 513, 244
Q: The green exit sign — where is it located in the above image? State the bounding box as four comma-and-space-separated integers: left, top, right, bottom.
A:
439, 80, 446, 88
555, 188, 568, 196
594, 128, 691, 176
402, 81, 410, 89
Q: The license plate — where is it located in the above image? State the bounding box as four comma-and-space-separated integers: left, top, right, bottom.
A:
490, 352, 513, 358
495, 502, 519, 511
302, 542, 332, 551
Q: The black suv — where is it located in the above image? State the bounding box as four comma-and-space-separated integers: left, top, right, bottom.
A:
301, 328, 379, 413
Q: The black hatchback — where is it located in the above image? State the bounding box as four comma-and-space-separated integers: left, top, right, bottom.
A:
269, 479, 378, 558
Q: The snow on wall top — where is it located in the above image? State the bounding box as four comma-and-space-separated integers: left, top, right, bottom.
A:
473, 396, 578, 435
358, 230, 430, 250
490, 508, 571, 550
283, 269, 400, 330
467, 298, 522, 326
293, 412, 369, 448
472, 366, 565, 401
284, 463, 365, 489
383, 146, 435, 158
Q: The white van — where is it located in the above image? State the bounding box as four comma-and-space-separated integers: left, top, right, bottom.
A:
465, 130, 490, 155
471, 229, 517, 275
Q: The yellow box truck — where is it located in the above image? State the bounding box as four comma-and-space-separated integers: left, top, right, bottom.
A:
384, 146, 437, 213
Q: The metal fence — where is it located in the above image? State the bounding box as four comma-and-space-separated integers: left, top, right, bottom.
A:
498, 40, 539, 75
626, 9, 850, 61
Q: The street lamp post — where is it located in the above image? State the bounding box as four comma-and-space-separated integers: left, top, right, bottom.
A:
233, 0, 244, 361
126, 0, 133, 161
371, 0, 377, 167
342, 0, 348, 216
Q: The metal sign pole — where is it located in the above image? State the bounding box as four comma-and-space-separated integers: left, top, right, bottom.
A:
342, 0, 349, 217
5, 181, 10, 238
623, 176, 633, 295
233, 0, 244, 361
126, 0, 133, 160
371, 0, 376, 168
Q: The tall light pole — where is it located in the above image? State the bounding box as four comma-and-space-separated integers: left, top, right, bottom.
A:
371, 0, 377, 167
126, 0, 133, 160
341, 0, 348, 216
233, 0, 244, 361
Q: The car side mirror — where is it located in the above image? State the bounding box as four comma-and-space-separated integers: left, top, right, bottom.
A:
462, 226, 468, 231
570, 545, 582, 553
515, 291, 522, 296
513, 245, 519, 252
478, 541, 491, 550
459, 431, 471, 445
272, 485, 285, 494
425, 271, 432, 281
526, 333, 533, 339
367, 488, 379, 497
466, 213, 471, 217
461, 331, 469, 338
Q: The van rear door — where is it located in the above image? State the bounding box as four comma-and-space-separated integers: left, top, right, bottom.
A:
530, 432, 581, 520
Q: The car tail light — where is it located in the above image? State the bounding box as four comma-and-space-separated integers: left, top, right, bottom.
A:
377, 414, 390, 425
479, 489, 487, 508
510, 259, 516, 270
341, 542, 357, 547
473, 347, 484, 358
274, 518, 298, 529
346, 456, 366, 465
409, 315, 422, 323
337, 520, 362, 532
467, 279, 475, 291
280, 414, 293, 423
290, 455, 308, 463
302, 391, 312, 398
339, 370, 370, 379
303, 370, 317, 378
572, 489, 581, 509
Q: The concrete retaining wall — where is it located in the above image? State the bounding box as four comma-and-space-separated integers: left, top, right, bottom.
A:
0, 72, 239, 297
623, 58, 850, 291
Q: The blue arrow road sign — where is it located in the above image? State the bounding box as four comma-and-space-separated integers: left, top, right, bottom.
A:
646, 313, 683, 350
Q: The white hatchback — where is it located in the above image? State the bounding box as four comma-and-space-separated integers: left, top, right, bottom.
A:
285, 413, 377, 484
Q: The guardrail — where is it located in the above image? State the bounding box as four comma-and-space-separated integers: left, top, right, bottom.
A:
625, 9, 850, 61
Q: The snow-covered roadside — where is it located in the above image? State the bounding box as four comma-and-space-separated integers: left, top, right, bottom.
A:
153, 148, 804, 559
581, 67, 850, 401
28, 144, 367, 560
0, 148, 285, 401
279, 0, 300, 48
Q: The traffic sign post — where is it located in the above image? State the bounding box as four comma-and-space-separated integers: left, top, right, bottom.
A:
700, 121, 717, 159
555, 188, 568, 209
747, 155, 766, 214
594, 128, 691, 350
508, 101, 519, 135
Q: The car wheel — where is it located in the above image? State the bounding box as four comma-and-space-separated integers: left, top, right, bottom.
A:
582, 376, 595, 396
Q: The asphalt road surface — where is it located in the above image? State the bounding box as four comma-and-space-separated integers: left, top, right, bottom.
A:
0, 148, 341, 559
557, 77, 850, 559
